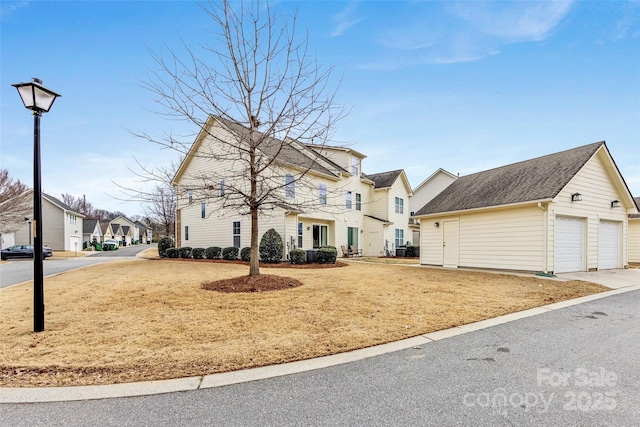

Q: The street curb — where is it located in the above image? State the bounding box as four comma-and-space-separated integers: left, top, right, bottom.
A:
2, 284, 638, 404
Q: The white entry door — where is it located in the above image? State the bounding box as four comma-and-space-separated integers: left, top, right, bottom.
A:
443, 220, 459, 268
598, 221, 620, 270
555, 216, 584, 273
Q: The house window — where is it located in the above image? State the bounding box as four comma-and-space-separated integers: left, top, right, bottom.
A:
298, 222, 303, 248
319, 183, 327, 205
346, 191, 352, 209
352, 156, 359, 175
185, 226, 189, 241
285, 174, 295, 198
233, 221, 241, 248
312, 225, 328, 249
395, 229, 404, 248
348, 227, 359, 250
188, 188, 193, 204
220, 180, 225, 197
395, 197, 404, 214
356, 193, 361, 211
68, 213, 76, 225
201, 202, 206, 218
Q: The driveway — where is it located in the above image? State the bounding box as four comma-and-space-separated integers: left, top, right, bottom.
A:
558, 268, 640, 289
1, 288, 638, 426
0, 244, 155, 288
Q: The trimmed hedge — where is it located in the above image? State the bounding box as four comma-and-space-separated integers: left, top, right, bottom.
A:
222, 246, 239, 260
192, 247, 205, 259
405, 245, 419, 258
259, 228, 284, 263
205, 246, 222, 260
289, 249, 306, 265
158, 237, 175, 258
165, 247, 179, 258
240, 247, 251, 262
317, 246, 337, 264
179, 247, 192, 259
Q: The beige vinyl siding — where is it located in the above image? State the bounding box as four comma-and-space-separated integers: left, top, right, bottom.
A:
458, 206, 545, 271
42, 198, 64, 250
548, 151, 629, 271
386, 179, 411, 247
420, 219, 444, 265
629, 219, 640, 263
410, 171, 457, 214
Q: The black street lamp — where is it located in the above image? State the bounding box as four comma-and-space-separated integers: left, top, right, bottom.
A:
12, 78, 61, 333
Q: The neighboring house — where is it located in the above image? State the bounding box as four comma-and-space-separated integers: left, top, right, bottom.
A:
100, 221, 115, 241
414, 142, 637, 273
110, 223, 124, 245
82, 219, 103, 248
409, 168, 458, 244
11, 192, 85, 251
134, 221, 152, 243
629, 197, 640, 263
171, 115, 413, 257
110, 215, 140, 244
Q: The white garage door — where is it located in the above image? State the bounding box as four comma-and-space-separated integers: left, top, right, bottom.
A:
555, 217, 584, 273
598, 221, 620, 270
69, 236, 81, 253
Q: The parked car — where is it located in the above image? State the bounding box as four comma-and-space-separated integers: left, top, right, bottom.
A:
102, 239, 120, 251
1, 245, 53, 260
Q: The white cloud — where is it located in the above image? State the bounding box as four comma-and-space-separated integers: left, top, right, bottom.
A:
329, 2, 363, 38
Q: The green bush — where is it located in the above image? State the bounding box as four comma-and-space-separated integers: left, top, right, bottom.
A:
240, 247, 251, 262
179, 247, 192, 259
205, 246, 222, 259
405, 245, 420, 258
259, 228, 283, 263
222, 246, 239, 260
289, 249, 306, 265
166, 247, 179, 258
317, 246, 337, 264
192, 247, 205, 259
158, 237, 175, 258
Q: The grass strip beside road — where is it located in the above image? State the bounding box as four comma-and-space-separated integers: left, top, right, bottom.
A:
0, 258, 606, 387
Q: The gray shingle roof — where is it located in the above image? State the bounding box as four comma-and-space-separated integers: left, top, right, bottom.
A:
214, 116, 341, 178
415, 142, 605, 216
631, 197, 640, 219
364, 170, 404, 189
83, 219, 99, 234
42, 193, 84, 216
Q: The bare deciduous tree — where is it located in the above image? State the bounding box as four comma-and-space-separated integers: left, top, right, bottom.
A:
138, 0, 344, 275
0, 169, 31, 234
60, 193, 94, 217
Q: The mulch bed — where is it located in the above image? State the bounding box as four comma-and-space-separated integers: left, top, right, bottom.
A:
162, 258, 348, 269
202, 274, 304, 293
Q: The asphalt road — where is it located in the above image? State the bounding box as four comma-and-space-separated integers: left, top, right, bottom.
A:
2, 289, 638, 426
0, 244, 153, 288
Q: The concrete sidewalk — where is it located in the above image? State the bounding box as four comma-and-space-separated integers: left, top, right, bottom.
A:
557, 268, 639, 289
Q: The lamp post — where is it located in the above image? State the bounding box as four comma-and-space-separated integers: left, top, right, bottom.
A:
12, 78, 61, 333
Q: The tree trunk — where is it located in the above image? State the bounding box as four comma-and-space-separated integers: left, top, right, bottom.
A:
249, 206, 260, 276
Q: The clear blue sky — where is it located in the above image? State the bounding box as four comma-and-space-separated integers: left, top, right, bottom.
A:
2, 1, 639, 216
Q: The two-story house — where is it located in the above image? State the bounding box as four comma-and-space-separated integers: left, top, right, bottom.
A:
171, 115, 413, 258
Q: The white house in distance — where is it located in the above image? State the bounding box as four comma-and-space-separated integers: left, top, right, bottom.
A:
629, 197, 640, 263
409, 168, 458, 244
11, 192, 85, 251
413, 142, 638, 274
83, 219, 103, 248
171, 115, 413, 257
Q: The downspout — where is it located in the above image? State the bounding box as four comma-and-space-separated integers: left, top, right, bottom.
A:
537, 203, 548, 273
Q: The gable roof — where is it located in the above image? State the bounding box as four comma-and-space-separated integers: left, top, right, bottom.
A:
173, 115, 345, 184
40, 193, 85, 217
631, 197, 640, 219
415, 142, 614, 216
82, 219, 100, 234
99, 221, 112, 234
413, 168, 458, 193
363, 169, 413, 195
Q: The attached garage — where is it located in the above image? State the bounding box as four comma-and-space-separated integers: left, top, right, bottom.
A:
598, 220, 620, 270
554, 216, 585, 273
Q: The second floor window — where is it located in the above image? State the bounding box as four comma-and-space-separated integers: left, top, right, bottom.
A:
352, 156, 359, 175
285, 174, 295, 198
233, 221, 241, 248
201, 202, 206, 218
346, 191, 352, 209
319, 183, 327, 205
356, 193, 362, 211
219, 180, 225, 197
188, 188, 193, 204
395, 197, 404, 214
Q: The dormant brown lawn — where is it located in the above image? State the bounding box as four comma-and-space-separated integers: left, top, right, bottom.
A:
0, 255, 606, 387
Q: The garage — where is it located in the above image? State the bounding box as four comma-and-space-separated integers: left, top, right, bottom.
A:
598, 220, 620, 270
69, 236, 81, 253
555, 216, 585, 273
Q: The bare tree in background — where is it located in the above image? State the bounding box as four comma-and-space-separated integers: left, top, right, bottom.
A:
0, 169, 31, 234
137, 0, 344, 276
60, 193, 94, 217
